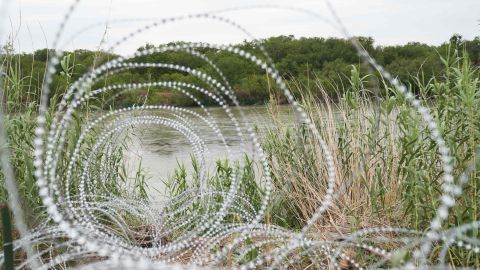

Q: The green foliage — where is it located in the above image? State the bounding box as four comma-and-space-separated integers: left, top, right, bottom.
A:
3, 35, 479, 110
162, 155, 264, 223
398, 48, 480, 234
163, 51, 479, 267
0, 48, 147, 229
1, 33, 479, 267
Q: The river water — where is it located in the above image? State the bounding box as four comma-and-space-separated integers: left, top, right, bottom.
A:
123, 105, 294, 199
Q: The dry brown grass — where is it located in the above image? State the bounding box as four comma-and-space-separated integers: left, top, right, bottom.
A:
265, 85, 406, 235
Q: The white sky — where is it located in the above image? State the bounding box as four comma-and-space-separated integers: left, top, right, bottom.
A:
3, 0, 480, 55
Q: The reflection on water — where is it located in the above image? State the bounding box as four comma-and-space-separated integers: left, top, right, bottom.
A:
123, 105, 293, 199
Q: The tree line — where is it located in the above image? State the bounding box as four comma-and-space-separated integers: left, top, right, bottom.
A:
2, 34, 479, 109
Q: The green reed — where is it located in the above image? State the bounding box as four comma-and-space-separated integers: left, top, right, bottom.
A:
164, 50, 479, 267
0, 52, 148, 246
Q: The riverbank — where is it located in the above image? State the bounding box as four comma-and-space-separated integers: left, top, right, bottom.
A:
0, 50, 479, 268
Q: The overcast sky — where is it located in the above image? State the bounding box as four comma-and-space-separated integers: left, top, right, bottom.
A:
3, 0, 480, 55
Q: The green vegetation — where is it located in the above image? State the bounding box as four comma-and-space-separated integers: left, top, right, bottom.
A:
163, 49, 480, 267
0, 54, 149, 232
1, 34, 479, 267
2, 35, 479, 109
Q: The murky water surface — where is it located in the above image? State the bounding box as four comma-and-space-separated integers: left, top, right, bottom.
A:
123, 105, 294, 199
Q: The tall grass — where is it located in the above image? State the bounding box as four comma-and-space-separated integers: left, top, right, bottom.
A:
264, 69, 404, 232
266, 50, 479, 267
162, 50, 480, 267
0, 49, 148, 241
1, 41, 479, 267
